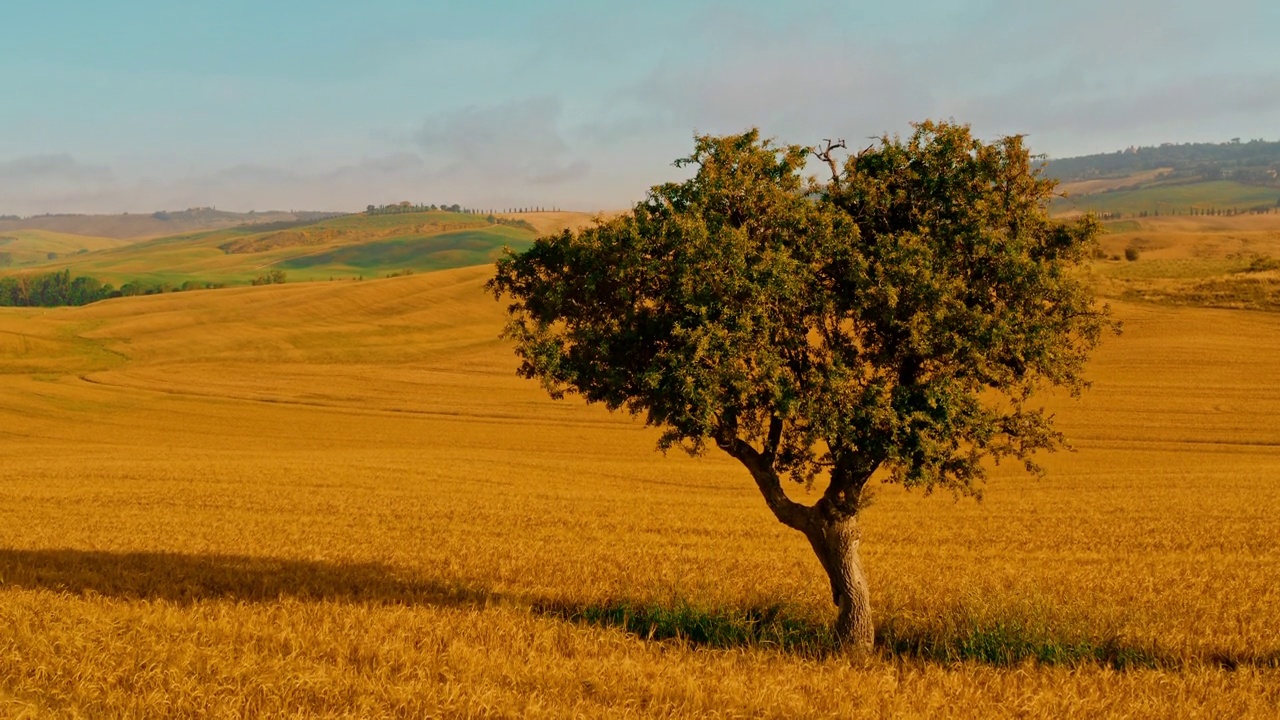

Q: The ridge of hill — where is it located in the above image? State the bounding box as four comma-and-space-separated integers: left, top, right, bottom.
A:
1046, 138, 1280, 185
0, 208, 343, 240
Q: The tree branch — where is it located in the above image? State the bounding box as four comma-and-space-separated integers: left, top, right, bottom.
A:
814, 139, 846, 186
764, 415, 784, 461
822, 450, 880, 515
722, 436, 810, 531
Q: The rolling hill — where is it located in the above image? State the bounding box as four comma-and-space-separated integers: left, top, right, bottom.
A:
4, 210, 551, 288
1053, 179, 1280, 217
0, 229, 131, 267
1048, 139, 1280, 217
0, 208, 339, 240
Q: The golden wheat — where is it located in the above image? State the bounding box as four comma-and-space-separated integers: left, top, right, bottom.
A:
1, 264, 1278, 717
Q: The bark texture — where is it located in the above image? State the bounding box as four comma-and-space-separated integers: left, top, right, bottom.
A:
804, 509, 874, 651
722, 433, 875, 652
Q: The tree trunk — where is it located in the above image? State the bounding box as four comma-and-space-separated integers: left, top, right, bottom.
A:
719, 434, 875, 653
804, 510, 874, 653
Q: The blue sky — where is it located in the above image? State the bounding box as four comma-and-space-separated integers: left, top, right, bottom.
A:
2, 0, 1278, 214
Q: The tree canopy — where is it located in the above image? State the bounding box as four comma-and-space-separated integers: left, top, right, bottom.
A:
491, 121, 1107, 502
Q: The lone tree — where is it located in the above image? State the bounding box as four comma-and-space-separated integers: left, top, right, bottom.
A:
488, 121, 1109, 651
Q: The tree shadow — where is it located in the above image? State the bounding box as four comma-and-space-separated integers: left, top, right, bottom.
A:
3, 547, 1276, 671
534, 599, 840, 657
874, 616, 1280, 670
0, 547, 495, 607
537, 599, 1280, 670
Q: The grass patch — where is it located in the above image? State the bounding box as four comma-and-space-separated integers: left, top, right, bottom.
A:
278, 227, 533, 273
1119, 275, 1280, 311
876, 614, 1160, 669
1101, 219, 1142, 233
536, 598, 1280, 670
539, 600, 836, 656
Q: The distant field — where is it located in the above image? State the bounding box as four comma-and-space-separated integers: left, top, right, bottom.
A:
0, 229, 130, 266
1089, 214, 1280, 311
5, 211, 543, 287
496, 210, 619, 235
278, 226, 534, 273
1, 267, 1277, 716
1057, 167, 1172, 196
1054, 179, 1280, 217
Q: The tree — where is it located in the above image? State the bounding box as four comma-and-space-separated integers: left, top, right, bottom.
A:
488, 121, 1109, 651
251, 269, 287, 286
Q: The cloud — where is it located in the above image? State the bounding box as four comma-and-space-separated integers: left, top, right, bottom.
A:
0, 145, 586, 216
413, 96, 590, 185
599, 0, 1280, 159
0, 153, 436, 216
0, 154, 114, 190
5, 0, 1278, 215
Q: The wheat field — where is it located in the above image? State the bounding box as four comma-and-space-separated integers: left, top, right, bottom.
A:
1, 265, 1279, 717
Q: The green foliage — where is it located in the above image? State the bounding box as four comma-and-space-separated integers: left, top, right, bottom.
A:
366, 202, 467, 215
543, 601, 833, 656
491, 122, 1109, 497
1242, 254, 1280, 273
1124, 247, 1141, 262
250, 269, 287, 286
0, 269, 112, 307
492, 216, 538, 233
876, 613, 1161, 669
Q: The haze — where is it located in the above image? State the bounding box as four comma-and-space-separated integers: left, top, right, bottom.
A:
3, 0, 1278, 215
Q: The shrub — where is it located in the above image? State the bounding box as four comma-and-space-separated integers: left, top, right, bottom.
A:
1245, 254, 1280, 273
1124, 247, 1140, 261
250, 270, 287, 286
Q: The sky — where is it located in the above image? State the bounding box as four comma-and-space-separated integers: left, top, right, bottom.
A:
2, 0, 1278, 215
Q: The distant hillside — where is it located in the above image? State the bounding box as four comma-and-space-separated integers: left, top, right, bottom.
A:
0, 229, 131, 268
1048, 139, 1280, 218
1046, 138, 1280, 187
496, 210, 616, 236
3, 210, 538, 288
0, 208, 343, 240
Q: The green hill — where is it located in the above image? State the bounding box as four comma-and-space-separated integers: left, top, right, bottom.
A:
1047, 138, 1280, 218
5, 211, 537, 289
1054, 180, 1280, 217
0, 230, 131, 268
1046, 138, 1280, 184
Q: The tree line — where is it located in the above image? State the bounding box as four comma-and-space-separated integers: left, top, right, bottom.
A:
365, 203, 560, 216
0, 270, 114, 306
1047, 137, 1280, 186
1094, 204, 1280, 220
366, 203, 471, 215
0, 270, 232, 307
